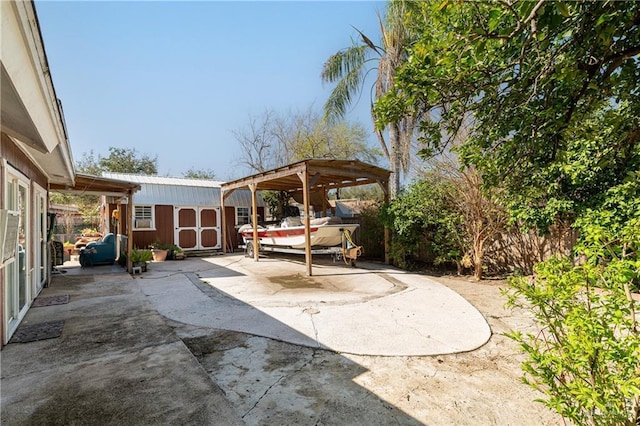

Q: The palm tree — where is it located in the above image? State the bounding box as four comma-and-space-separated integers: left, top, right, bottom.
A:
321, 0, 418, 199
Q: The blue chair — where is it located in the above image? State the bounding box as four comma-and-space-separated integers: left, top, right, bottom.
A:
82, 233, 116, 266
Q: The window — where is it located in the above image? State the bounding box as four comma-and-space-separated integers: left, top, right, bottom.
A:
236, 207, 250, 225
134, 205, 154, 229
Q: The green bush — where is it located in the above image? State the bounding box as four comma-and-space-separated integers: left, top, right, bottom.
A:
506, 173, 640, 425
130, 248, 152, 263
381, 179, 463, 270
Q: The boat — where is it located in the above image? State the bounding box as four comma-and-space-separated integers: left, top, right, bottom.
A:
239, 215, 358, 249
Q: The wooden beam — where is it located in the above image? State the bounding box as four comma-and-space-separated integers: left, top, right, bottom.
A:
322, 187, 327, 217
222, 162, 306, 192
308, 172, 321, 187
299, 170, 313, 276
220, 187, 227, 253
222, 187, 236, 201
250, 183, 259, 262
383, 181, 390, 265
127, 189, 133, 273
308, 165, 389, 182
377, 180, 389, 197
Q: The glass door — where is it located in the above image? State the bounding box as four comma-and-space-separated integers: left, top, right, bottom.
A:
34, 185, 47, 292
4, 166, 30, 338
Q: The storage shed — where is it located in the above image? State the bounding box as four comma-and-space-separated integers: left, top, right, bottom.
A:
102, 173, 265, 252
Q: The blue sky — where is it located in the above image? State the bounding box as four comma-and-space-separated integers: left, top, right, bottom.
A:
36, 1, 387, 180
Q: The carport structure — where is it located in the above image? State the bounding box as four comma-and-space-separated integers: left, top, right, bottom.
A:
220, 159, 391, 276
50, 173, 140, 273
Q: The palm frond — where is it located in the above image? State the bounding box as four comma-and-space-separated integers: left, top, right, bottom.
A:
322, 44, 370, 122
324, 62, 366, 122
352, 26, 383, 56
321, 44, 367, 83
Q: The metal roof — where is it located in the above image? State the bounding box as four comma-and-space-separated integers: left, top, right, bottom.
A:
102, 173, 224, 187
50, 173, 140, 197
101, 172, 262, 207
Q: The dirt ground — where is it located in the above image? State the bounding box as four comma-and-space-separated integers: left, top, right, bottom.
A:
170, 273, 564, 425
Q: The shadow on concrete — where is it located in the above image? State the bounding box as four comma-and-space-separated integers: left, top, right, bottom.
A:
2, 257, 423, 425
156, 258, 424, 424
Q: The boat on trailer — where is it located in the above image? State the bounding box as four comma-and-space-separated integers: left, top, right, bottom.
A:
239, 216, 358, 250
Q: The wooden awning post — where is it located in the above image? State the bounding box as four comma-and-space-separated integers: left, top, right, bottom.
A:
298, 170, 312, 276
379, 180, 390, 265
220, 189, 227, 253
249, 183, 259, 262
127, 189, 134, 273
322, 187, 327, 217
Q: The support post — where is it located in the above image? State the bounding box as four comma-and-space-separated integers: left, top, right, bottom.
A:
380, 180, 390, 265
127, 189, 134, 273
220, 189, 227, 253
322, 187, 327, 217
299, 170, 312, 276
249, 183, 259, 262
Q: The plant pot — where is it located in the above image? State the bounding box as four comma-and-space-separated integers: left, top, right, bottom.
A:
152, 249, 168, 262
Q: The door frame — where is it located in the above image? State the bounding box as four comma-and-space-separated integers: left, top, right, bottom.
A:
3, 164, 31, 343
173, 206, 221, 250
33, 183, 47, 295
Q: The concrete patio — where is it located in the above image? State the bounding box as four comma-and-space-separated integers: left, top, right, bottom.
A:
1, 254, 491, 424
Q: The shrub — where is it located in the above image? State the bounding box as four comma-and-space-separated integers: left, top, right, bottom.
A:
506, 173, 640, 425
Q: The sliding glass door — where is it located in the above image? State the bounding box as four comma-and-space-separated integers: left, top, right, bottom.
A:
4, 166, 30, 339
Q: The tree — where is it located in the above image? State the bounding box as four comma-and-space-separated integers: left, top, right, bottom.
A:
77, 147, 158, 175
333, 184, 384, 202
57, 146, 158, 232
376, 0, 640, 229
234, 107, 381, 219
383, 156, 507, 279
233, 109, 285, 173
437, 160, 507, 280
506, 174, 640, 425
374, 2, 640, 421
183, 168, 216, 180
321, 0, 422, 199
381, 177, 463, 271
234, 107, 380, 174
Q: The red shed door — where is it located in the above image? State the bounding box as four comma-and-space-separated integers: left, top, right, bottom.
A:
174, 207, 220, 250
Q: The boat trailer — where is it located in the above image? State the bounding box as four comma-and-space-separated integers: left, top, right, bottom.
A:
243, 228, 363, 266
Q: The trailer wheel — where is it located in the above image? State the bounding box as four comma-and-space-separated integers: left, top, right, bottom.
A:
245, 241, 254, 258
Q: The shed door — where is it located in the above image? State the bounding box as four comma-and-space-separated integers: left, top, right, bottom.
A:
174, 207, 220, 250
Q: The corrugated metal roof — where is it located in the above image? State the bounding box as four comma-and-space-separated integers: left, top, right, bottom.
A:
102, 172, 224, 187
101, 172, 263, 207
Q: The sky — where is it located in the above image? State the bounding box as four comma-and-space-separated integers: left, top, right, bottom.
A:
35, 0, 387, 180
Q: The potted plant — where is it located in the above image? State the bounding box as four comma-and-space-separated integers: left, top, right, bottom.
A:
150, 241, 169, 262
172, 245, 186, 260
130, 248, 152, 272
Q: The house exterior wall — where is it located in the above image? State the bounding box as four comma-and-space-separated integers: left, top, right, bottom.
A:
1, 135, 48, 188
1, 1, 74, 349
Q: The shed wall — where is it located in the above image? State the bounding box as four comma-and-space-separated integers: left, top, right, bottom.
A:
108, 203, 263, 251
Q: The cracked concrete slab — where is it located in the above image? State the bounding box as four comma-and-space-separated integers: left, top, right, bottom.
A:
2, 255, 562, 425
1, 267, 242, 425
138, 254, 491, 356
